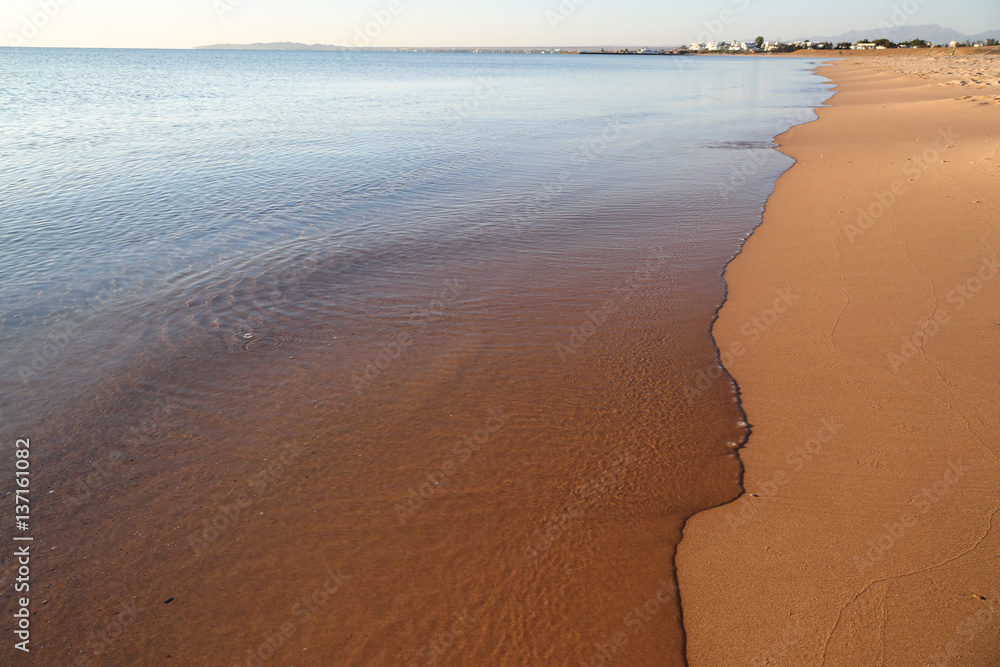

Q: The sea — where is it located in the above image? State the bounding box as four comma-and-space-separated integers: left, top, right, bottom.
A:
0, 48, 833, 665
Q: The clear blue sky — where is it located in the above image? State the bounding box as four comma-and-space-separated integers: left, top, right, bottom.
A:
2, 0, 997, 49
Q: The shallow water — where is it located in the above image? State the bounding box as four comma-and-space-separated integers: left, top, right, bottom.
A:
0, 49, 832, 665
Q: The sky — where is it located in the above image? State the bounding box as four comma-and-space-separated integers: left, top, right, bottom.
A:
1, 0, 998, 49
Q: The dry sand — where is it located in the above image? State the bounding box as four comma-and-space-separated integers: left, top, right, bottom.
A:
847, 53, 1000, 88
678, 58, 1000, 664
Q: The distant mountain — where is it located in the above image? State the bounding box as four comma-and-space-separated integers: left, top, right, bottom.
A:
809, 24, 1000, 46
195, 42, 349, 50
969, 30, 1000, 42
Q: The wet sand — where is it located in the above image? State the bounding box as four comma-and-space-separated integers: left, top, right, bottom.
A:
18, 218, 748, 664
679, 59, 1000, 664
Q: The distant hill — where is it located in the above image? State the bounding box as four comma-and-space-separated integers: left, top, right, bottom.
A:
809, 24, 1000, 45
195, 42, 350, 50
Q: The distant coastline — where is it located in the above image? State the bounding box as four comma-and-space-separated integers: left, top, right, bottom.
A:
192, 42, 1000, 60
195, 42, 351, 51
194, 42, 565, 53
196, 35, 999, 56
194, 25, 999, 54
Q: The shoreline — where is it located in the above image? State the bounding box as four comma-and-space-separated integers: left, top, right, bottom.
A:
678, 57, 1000, 664
8, 52, 823, 665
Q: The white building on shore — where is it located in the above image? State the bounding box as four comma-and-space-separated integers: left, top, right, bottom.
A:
689, 41, 751, 52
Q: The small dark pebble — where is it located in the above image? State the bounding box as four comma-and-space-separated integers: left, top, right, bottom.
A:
164, 598, 174, 604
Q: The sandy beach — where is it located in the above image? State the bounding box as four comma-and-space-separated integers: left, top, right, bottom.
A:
678, 56, 1000, 664
6, 43, 997, 665
846, 52, 1000, 88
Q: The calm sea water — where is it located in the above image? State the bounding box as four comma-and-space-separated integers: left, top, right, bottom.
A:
0, 49, 832, 666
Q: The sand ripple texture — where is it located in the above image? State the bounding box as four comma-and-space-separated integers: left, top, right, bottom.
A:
848, 53, 1000, 88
